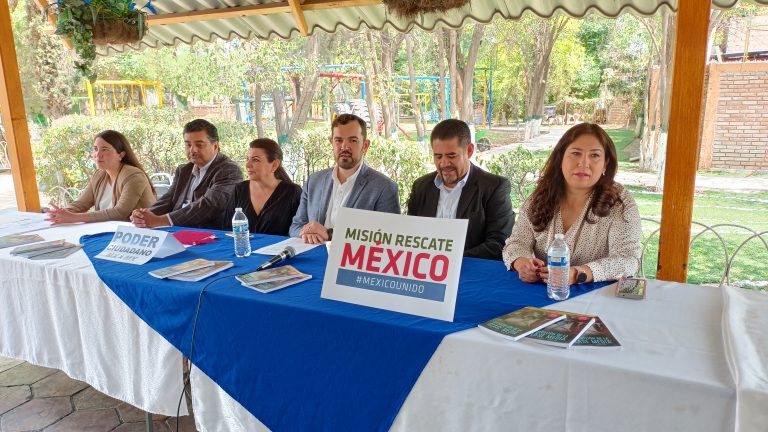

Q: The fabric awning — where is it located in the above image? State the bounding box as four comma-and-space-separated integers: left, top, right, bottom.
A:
100, 0, 768, 54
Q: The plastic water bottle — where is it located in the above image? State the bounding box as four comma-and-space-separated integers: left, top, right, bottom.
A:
232, 208, 251, 258
547, 234, 570, 301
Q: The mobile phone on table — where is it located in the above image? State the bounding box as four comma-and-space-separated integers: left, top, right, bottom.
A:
615, 277, 647, 300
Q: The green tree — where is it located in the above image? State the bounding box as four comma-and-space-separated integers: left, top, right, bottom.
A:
11, 0, 78, 120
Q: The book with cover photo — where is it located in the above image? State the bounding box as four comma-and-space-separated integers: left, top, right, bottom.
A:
478, 307, 566, 341
149, 258, 215, 279
236, 265, 303, 286
169, 261, 234, 282
243, 274, 312, 294
571, 316, 622, 350
525, 311, 596, 348
0, 233, 44, 249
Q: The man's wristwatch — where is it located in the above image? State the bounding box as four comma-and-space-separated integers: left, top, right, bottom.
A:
576, 266, 588, 284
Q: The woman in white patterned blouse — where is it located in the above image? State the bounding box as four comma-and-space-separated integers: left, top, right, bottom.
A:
502, 123, 641, 284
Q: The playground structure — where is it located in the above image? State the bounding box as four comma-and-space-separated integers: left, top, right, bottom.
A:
235, 64, 494, 133
82, 80, 164, 116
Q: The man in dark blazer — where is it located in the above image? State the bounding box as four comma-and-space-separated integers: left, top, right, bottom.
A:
407, 119, 514, 260
290, 114, 400, 243
131, 119, 243, 228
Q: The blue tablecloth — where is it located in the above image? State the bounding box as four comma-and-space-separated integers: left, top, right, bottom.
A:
81, 228, 608, 432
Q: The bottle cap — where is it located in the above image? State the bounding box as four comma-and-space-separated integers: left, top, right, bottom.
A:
235, 207, 242, 212
555, 233, 564, 239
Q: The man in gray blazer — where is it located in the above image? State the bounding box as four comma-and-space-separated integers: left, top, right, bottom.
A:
131, 119, 243, 228
407, 119, 514, 260
290, 114, 400, 243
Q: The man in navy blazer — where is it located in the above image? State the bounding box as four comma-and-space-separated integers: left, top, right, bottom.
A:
290, 114, 400, 243
407, 119, 514, 260
131, 119, 242, 228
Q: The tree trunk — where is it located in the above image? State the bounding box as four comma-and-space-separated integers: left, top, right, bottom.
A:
448, 30, 458, 119
460, 23, 485, 122
436, 29, 448, 121
524, 18, 568, 119
288, 36, 321, 138
273, 88, 289, 142
356, 34, 379, 139
406, 35, 426, 142
252, 83, 265, 138
366, 31, 391, 138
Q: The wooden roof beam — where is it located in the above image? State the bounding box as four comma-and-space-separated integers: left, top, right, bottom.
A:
288, 0, 309, 36
147, 0, 382, 27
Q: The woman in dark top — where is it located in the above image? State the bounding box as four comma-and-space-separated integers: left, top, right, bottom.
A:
220, 138, 301, 235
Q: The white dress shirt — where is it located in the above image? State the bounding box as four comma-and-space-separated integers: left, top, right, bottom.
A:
434, 166, 471, 219
324, 164, 362, 229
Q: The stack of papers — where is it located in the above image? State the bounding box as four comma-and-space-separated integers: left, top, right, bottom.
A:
236, 265, 312, 293
149, 258, 234, 282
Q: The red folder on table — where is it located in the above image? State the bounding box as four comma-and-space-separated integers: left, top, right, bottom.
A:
172, 230, 216, 246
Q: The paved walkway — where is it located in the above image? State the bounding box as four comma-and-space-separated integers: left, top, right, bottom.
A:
0, 356, 196, 432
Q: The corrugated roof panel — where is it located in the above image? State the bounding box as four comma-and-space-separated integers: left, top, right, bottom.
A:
97, 0, 768, 54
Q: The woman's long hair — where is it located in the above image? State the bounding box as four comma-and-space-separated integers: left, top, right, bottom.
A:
95, 130, 155, 195
527, 123, 623, 232
249, 138, 293, 183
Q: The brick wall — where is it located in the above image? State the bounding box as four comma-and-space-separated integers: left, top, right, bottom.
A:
607, 98, 631, 126
708, 64, 768, 170
189, 103, 239, 121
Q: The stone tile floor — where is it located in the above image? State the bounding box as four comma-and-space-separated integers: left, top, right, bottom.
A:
0, 356, 197, 432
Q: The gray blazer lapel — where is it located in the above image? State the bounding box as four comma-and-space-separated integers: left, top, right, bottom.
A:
345, 164, 369, 209
316, 170, 334, 225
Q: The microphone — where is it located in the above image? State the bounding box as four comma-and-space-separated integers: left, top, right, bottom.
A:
255, 246, 296, 271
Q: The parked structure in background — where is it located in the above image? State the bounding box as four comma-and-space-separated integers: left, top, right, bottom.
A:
81, 80, 164, 116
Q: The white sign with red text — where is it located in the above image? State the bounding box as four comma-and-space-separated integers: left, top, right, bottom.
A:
321, 208, 467, 322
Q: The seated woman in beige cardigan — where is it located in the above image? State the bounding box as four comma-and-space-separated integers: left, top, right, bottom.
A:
45, 130, 156, 224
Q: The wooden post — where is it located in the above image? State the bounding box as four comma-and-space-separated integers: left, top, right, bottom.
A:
656, 0, 710, 282
0, 0, 41, 212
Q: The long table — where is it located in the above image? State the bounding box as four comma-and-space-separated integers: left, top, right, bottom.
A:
190, 280, 739, 432
2, 218, 765, 432
0, 221, 186, 416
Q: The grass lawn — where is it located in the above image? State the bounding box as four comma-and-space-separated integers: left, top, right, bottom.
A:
605, 129, 635, 162
628, 186, 768, 289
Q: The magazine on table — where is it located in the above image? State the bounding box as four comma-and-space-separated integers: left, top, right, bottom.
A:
26, 244, 82, 260
236, 265, 303, 286
571, 316, 623, 350
149, 258, 216, 279
525, 311, 596, 348
242, 274, 313, 294
10, 239, 70, 257
168, 260, 234, 282
478, 307, 566, 341
0, 233, 44, 249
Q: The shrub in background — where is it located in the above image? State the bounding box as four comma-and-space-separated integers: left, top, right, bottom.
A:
282, 126, 334, 186
365, 137, 430, 211
35, 107, 257, 194
480, 145, 540, 209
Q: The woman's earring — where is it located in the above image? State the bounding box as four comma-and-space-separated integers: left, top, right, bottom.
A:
602, 171, 606, 176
